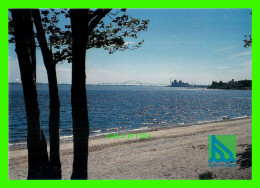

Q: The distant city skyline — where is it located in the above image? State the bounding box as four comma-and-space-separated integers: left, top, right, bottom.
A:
8, 9, 252, 85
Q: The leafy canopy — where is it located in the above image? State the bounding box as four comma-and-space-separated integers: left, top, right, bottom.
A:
9, 9, 149, 64
243, 12, 252, 48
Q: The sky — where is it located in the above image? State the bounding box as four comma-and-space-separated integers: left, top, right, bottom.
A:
8, 9, 252, 85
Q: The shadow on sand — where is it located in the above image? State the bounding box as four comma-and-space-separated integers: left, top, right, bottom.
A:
237, 144, 252, 169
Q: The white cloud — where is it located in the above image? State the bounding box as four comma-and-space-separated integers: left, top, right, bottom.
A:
231, 51, 252, 58
124, 41, 134, 45
216, 46, 235, 52
93, 69, 108, 73
8, 56, 20, 83
56, 66, 72, 84
238, 60, 252, 67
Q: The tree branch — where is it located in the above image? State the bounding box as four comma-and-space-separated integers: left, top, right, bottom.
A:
89, 9, 112, 32
31, 9, 54, 68
89, 9, 104, 21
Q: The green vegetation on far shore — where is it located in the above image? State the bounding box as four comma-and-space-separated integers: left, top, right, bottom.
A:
208, 79, 251, 90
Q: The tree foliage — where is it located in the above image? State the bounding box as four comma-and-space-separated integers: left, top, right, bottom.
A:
243, 12, 252, 48
9, 9, 150, 64
243, 34, 252, 48
208, 79, 252, 90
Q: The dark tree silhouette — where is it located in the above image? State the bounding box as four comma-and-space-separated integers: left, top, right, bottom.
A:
69, 8, 149, 179
63, 8, 149, 180
10, 9, 49, 179
9, 9, 62, 179
9, 8, 149, 180
31, 9, 61, 179
208, 79, 252, 90
70, 9, 92, 179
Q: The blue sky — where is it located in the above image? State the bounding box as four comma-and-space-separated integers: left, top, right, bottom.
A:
8, 8, 252, 85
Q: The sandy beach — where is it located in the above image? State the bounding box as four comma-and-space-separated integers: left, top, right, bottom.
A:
9, 117, 252, 180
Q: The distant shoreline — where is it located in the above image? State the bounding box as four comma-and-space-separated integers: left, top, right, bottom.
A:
9, 83, 252, 90
207, 88, 252, 90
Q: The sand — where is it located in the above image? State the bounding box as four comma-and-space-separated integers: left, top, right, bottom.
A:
9, 117, 252, 180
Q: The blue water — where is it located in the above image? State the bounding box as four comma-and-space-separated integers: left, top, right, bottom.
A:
9, 83, 252, 143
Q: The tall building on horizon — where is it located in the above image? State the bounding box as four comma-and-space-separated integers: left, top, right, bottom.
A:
171, 79, 190, 87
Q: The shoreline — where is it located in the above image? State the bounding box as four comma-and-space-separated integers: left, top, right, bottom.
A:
9, 117, 252, 179
9, 115, 251, 150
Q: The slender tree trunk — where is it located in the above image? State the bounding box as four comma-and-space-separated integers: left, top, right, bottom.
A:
70, 9, 90, 180
31, 9, 61, 179
11, 9, 49, 180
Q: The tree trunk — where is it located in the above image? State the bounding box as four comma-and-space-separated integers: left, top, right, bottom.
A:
11, 9, 49, 180
70, 9, 90, 180
31, 9, 61, 179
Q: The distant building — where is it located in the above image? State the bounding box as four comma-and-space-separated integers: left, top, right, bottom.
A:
171, 80, 190, 87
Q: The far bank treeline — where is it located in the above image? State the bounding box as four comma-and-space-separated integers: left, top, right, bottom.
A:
208, 79, 252, 90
